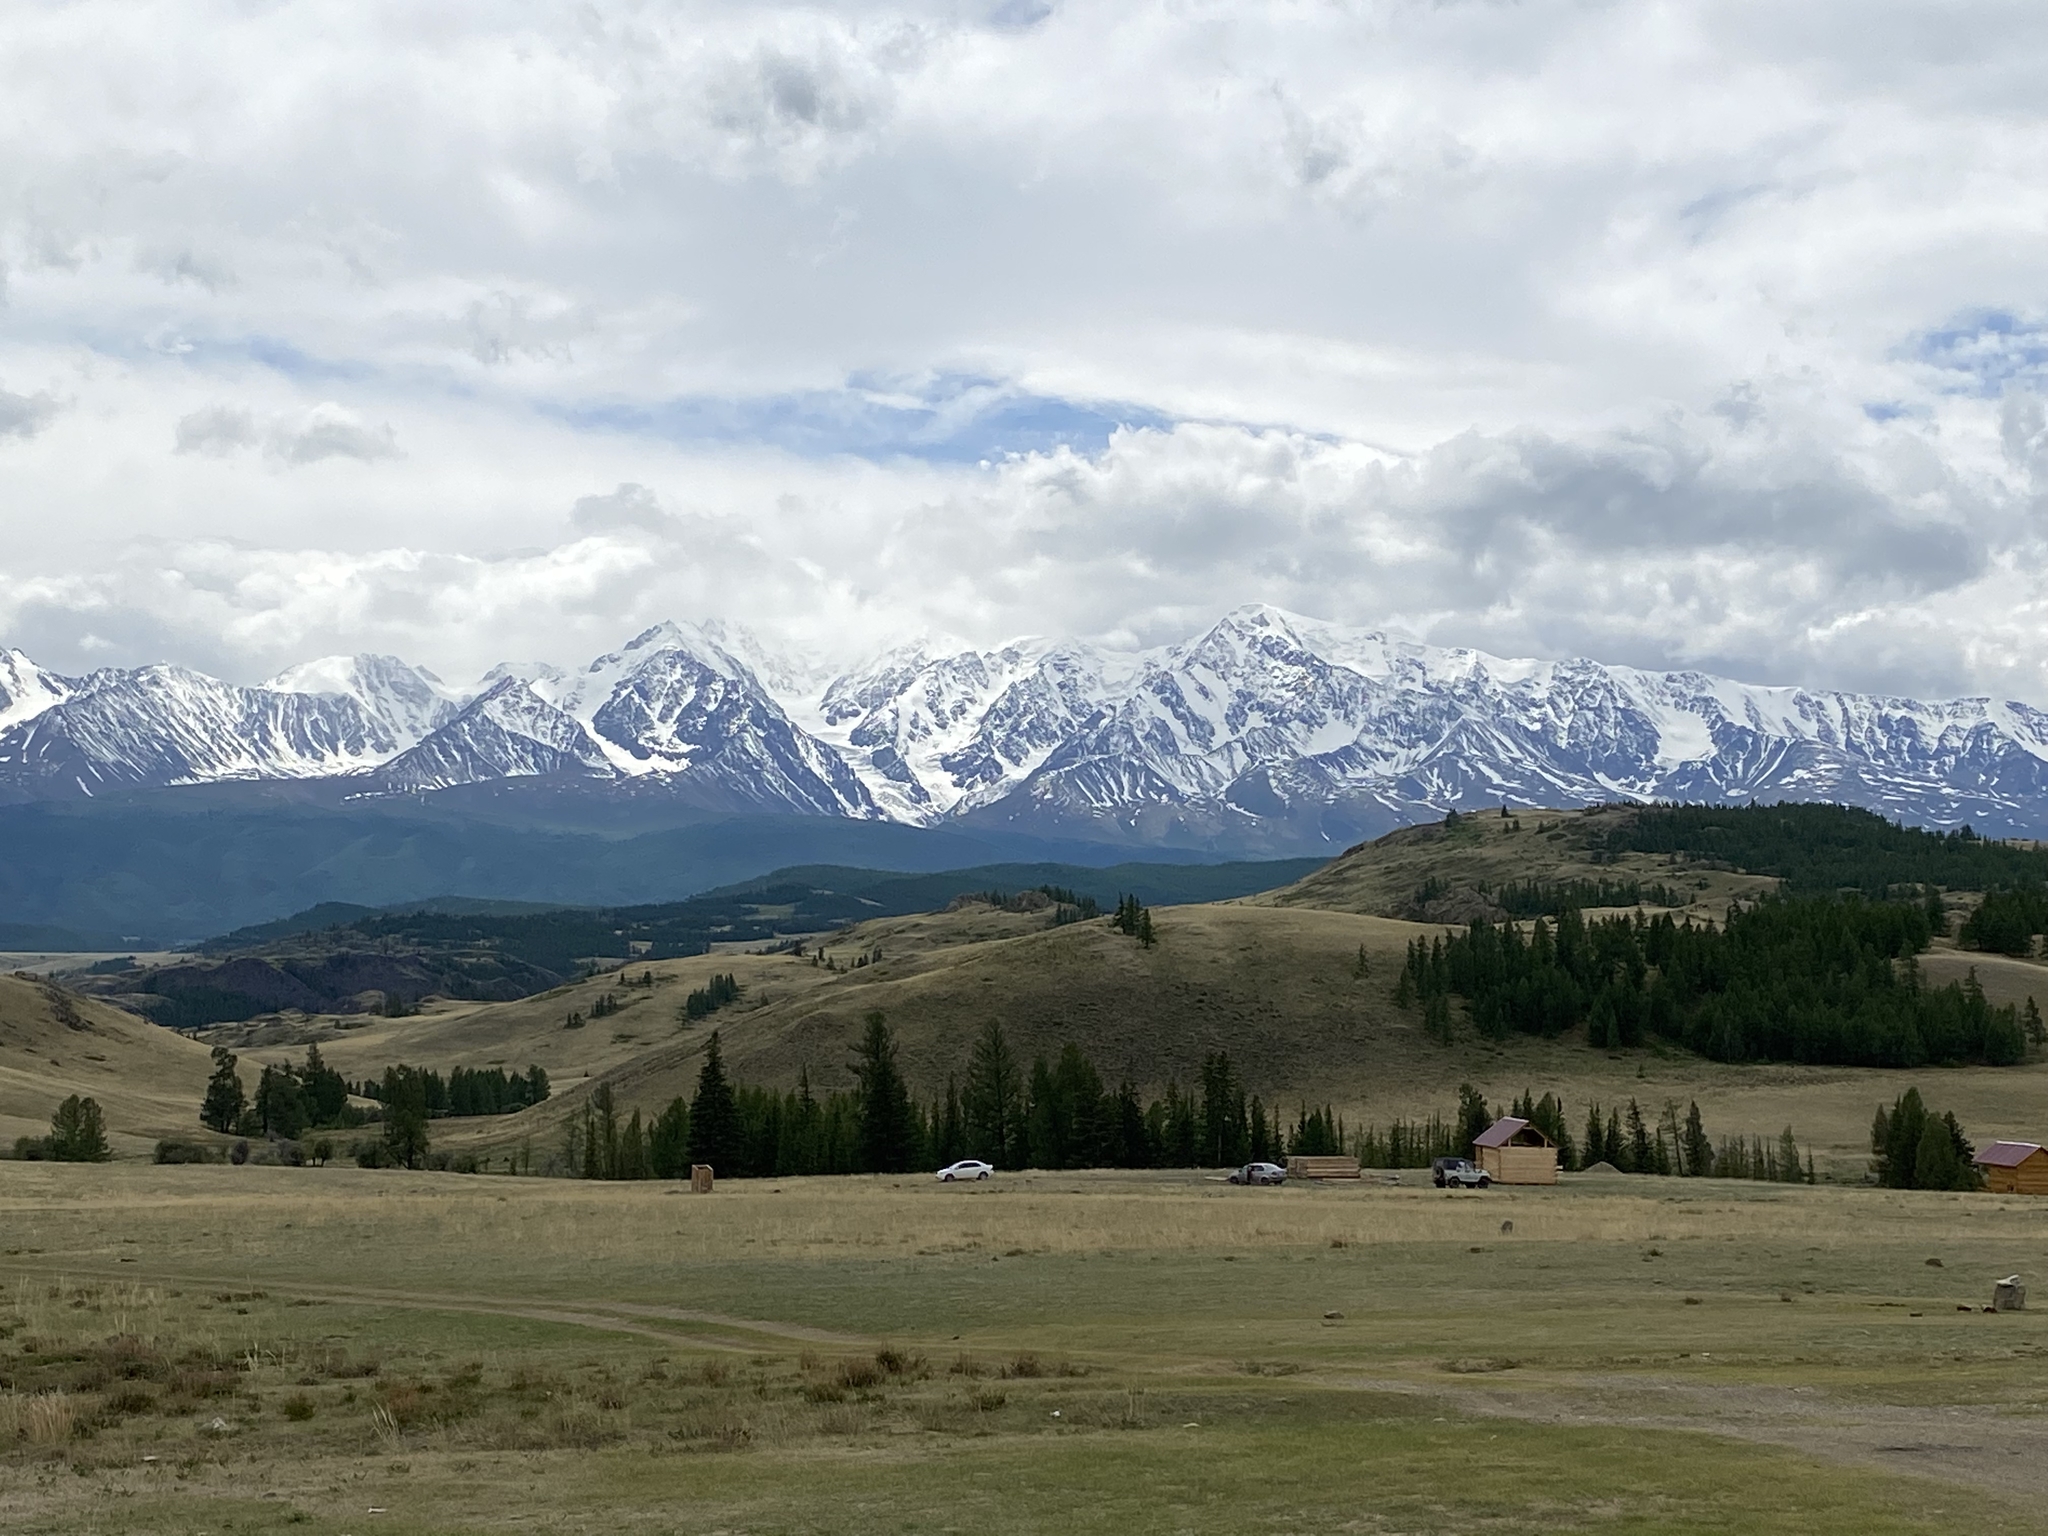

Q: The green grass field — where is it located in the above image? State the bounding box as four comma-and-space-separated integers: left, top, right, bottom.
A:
7, 1162, 2048, 1534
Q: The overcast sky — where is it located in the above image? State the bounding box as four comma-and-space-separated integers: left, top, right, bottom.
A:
2, 0, 2046, 697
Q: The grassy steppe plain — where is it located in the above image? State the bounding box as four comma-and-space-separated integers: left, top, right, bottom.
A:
7, 1163, 2048, 1534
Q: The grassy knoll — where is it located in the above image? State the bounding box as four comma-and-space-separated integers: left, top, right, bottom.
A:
1260, 804, 1780, 921
6, 1164, 2048, 1533
0, 975, 213, 1156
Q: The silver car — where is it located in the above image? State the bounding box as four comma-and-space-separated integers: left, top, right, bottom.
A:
1228, 1161, 1287, 1185
936, 1159, 994, 1181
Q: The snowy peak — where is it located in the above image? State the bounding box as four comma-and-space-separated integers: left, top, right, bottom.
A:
0, 648, 74, 732
9, 614, 2048, 842
266, 653, 457, 747
365, 676, 611, 793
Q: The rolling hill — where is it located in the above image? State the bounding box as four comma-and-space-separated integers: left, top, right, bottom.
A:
24, 801, 2048, 1180
0, 973, 216, 1156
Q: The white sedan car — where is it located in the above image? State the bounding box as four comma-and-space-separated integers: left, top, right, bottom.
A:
935, 1159, 994, 1181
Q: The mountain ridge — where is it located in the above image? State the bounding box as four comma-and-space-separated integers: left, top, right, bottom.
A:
7, 606, 2048, 846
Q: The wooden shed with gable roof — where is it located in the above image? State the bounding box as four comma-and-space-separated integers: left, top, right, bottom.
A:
1473, 1117, 1558, 1185
1973, 1141, 2048, 1195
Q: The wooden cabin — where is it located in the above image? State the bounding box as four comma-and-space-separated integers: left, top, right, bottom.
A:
1973, 1141, 2048, 1195
1473, 1116, 1558, 1185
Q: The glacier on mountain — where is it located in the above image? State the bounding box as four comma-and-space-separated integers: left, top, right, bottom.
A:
5, 606, 2048, 846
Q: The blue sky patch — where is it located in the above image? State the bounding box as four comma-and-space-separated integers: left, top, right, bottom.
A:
1912, 310, 2048, 396
549, 374, 1179, 463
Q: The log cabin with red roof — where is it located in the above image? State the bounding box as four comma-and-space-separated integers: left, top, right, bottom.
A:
1973, 1140, 2048, 1195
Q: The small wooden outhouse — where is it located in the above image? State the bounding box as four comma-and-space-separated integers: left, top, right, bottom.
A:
1473, 1116, 1558, 1185
1973, 1141, 2048, 1195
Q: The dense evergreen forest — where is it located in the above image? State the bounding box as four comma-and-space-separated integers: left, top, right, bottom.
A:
1961, 886, 2048, 956
1604, 802, 2048, 895
1402, 895, 2032, 1066
1492, 877, 1686, 917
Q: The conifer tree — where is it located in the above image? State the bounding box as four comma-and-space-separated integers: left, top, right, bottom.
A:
48, 1095, 110, 1162
650, 1096, 691, 1178
380, 1065, 431, 1169
964, 1021, 1022, 1167
301, 1044, 348, 1126
1456, 1082, 1491, 1153
1681, 1101, 1714, 1177
1914, 1114, 1962, 1191
851, 1011, 917, 1173
688, 1031, 742, 1173
934, 1076, 967, 1166
201, 1047, 246, 1133
255, 1063, 309, 1138
1625, 1099, 1653, 1174
1777, 1126, 1803, 1184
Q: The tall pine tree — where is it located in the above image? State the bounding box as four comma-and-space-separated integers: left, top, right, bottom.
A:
687, 1031, 742, 1173
964, 1020, 1022, 1167
851, 1011, 918, 1173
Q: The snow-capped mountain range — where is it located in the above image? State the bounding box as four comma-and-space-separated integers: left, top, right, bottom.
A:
6, 606, 2048, 850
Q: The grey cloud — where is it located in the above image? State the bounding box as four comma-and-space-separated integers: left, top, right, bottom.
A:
0, 386, 60, 439
274, 408, 400, 465
137, 246, 235, 291
174, 403, 399, 464
175, 405, 260, 455
571, 482, 675, 535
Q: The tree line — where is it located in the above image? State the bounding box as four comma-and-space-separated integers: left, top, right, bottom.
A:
1493, 878, 1686, 917
1605, 802, 2048, 897
201, 1045, 549, 1143
1400, 895, 2029, 1067
557, 1014, 1812, 1184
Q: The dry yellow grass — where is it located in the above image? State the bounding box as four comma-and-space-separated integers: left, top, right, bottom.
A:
1260, 803, 1777, 919
0, 974, 213, 1154
8, 1162, 2048, 1534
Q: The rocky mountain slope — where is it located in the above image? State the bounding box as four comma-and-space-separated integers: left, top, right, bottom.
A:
7, 607, 2048, 849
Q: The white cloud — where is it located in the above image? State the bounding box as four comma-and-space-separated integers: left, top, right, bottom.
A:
1, 1, 2047, 703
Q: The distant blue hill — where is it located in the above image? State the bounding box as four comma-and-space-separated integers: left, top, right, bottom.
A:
0, 788, 1286, 946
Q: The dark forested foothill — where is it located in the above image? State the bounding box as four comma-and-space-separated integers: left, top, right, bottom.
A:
1405, 895, 2027, 1067
1604, 802, 2048, 896
1959, 886, 2048, 956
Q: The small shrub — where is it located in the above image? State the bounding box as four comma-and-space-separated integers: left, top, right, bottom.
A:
1001, 1353, 1044, 1379
153, 1140, 215, 1165
874, 1347, 925, 1378
971, 1387, 1007, 1412
834, 1359, 883, 1391
281, 1394, 316, 1422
